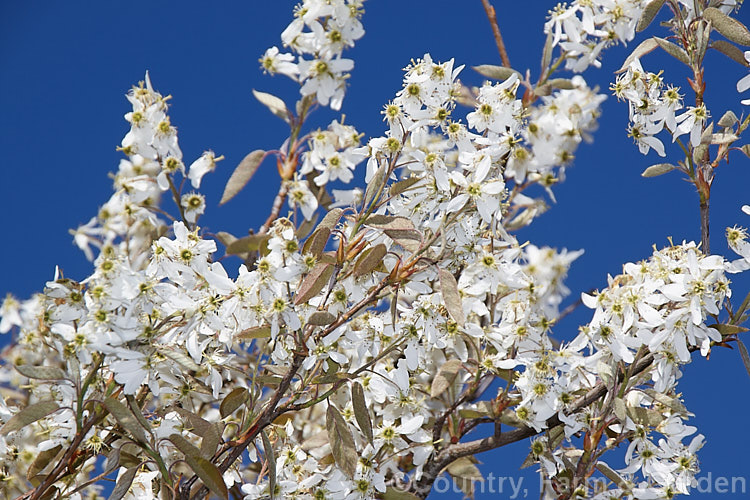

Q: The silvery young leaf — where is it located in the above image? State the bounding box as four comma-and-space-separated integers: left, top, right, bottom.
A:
225, 233, 270, 255
617, 38, 659, 73
214, 231, 237, 248
103, 397, 150, 445
741, 145, 750, 158
439, 268, 465, 327
613, 398, 628, 422
104, 447, 122, 476
654, 37, 690, 65
126, 395, 152, 438
351, 382, 373, 444
159, 346, 201, 372
169, 434, 228, 500
712, 40, 750, 66
472, 64, 521, 81
547, 78, 576, 90
353, 243, 387, 278
220, 387, 249, 418
303, 208, 343, 257
637, 0, 665, 32
430, 359, 462, 398
737, 339, 750, 379
718, 110, 740, 128
295, 262, 334, 306
0, 400, 59, 435
326, 405, 358, 478
308, 311, 337, 326
382, 488, 420, 500
14, 364, 66, 381
363, 161, 387, 210
261, 430, 277, 499
446, 457, 482, 497
385, 229, 422, 252
252, 89, 290, 122
27, 444, 62, 479
596, 461, 631, 491
237, 324, 272, 340
627, 406, 664, 427
365, 214, 416, 231
641, 163, 676, 177
109, 466, 138, 500
711, 132, 740, 144
703, 7, 750, 46
170, 406, 223, 458
390, 176, 422, 196
296, 214, 319, 240
220, 150, 266, 205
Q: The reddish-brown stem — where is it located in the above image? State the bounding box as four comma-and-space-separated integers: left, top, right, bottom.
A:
480, 0, 512, 68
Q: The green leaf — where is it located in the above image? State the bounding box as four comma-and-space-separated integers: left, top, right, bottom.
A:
712, 40, 750, 66
325, 404, 358, 478
14, 365, 67, 381
547, 78, 576, 90
27, 444, 62, 479
704, 7, 750, 46
169, 434, 228, 500
0, 400, 59, 435
225, 233, 271, 255
641, 163, 676, 177
617, 38, 659, 73
351, 382, 373, 444
439, 268, 465, 327
737, 339, 750, 379
252, 89, 290, 122
109, 466, 138, 500
637, 0, 665, 32
237, 325, 272, 340
308, 311, 337, 326
472, 64, 521, 81
220, 150, 267, 205
352, 243, 387, 278
294, 262, 334, 306
654, 37, 690, 65
102, 397, 150, 445
220, 387, 249, 418
430, 359, 462, 398
261, 430, 276, 499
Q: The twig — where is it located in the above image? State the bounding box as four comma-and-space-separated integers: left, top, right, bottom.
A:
258, 181, 290, 236
480, 0, 512, 68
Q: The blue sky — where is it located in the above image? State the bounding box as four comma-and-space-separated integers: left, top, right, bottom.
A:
2, 1, 750, 498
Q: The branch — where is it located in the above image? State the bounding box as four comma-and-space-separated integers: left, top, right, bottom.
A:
410, 352, 658, 498
480, 0, 512, 67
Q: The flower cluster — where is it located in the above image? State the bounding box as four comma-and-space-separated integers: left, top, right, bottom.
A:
261, 0, 365, 109
544, 0, 650, 72
1, 2, 750, 500
613, 59, 711, 156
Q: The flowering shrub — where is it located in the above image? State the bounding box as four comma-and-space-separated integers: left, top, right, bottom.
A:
2, 1, 750, 499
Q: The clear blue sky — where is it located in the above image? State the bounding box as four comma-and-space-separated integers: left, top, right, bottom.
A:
2, 1, 750, 498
